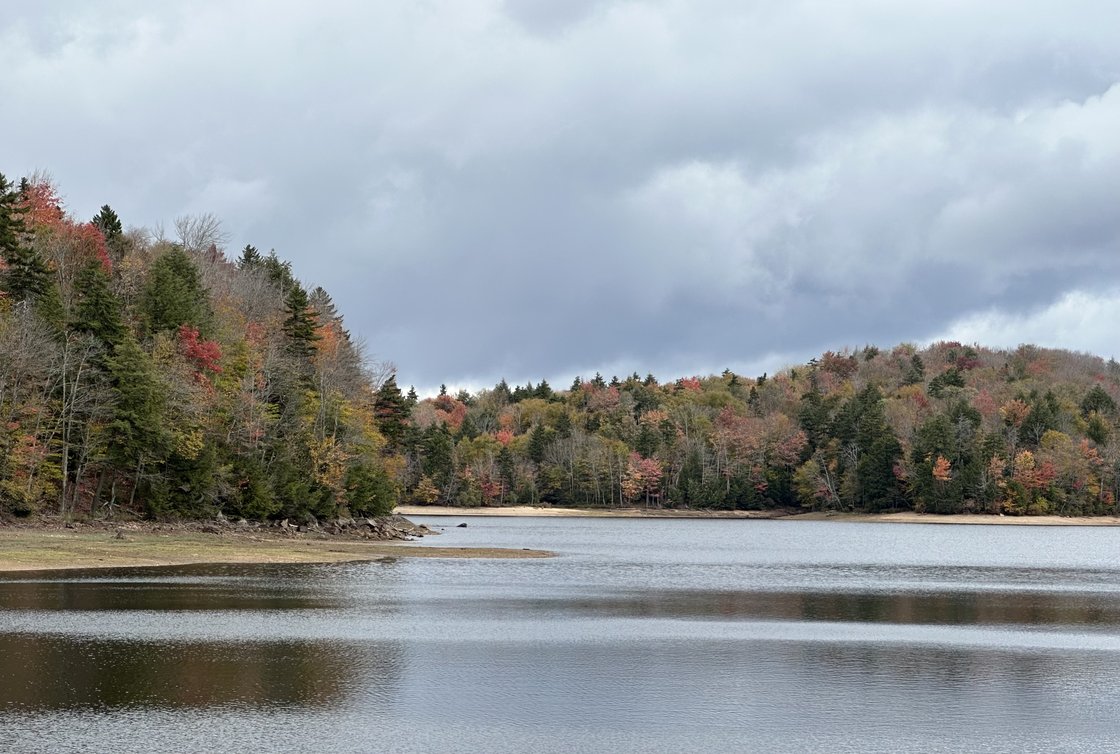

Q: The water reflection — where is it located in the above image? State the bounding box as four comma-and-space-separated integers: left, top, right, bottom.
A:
0, 562, 405, 713
0, 563, 352, 612
0, 634, 404, 711
5, 520, 1120, 753
409, 588, 1120, 629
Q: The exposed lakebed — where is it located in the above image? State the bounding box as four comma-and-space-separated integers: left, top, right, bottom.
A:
3, 517, 1120, 752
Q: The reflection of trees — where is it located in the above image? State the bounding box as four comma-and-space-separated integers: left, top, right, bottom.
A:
504, 588, 1120, 628
0, 635, 403, 711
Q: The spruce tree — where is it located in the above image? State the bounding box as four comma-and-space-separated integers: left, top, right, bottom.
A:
0, 172, 55, 308
282, 283, 319, 357
92, 205, 126, 261
142, 247, 212, 335
105, 334, 168, 507
72, 263, 126, 347
237, 244, 261, 269
0, 172, 25, 259
374, 374, 410, 448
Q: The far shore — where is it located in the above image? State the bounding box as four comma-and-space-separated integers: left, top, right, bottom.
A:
397, 505, 1120, 527
0, 527, 550, 574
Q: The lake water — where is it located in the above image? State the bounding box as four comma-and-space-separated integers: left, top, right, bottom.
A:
3, 517, 1120, 753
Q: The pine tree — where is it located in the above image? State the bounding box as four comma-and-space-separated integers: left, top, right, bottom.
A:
72, 263, 126, 347
262, 250, 295, 291
374, 374, 410, 449
91, 205, 126, 261
105, 334, 168, 509
282, 283, 319, 358
142, 247, 212, 335
0, 172, 25, 259
527, 424, 549, 463
0, 172, 55, 308
237, 244, 261, 269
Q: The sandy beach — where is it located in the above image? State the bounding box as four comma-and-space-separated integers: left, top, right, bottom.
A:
397, 505, 1120, 526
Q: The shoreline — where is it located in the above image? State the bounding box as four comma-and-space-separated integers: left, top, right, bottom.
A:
0, 527, 550, 574
397, 505, 1120, 526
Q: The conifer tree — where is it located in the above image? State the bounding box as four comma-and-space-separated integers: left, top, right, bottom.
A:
142, 247, 212, 335
105, 334, 168, 509
374, 374, 410, 448
91, 205, 126, 261
282, 283, 319, 358
237, 244, 261, 269
0, 172, 56, 310
72, 263, 125, 347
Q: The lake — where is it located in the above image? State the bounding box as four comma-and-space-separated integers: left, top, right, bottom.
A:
3, 516, 1120, 753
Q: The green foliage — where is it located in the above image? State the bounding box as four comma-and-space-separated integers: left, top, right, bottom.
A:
142, 247, 213, 336
345, 463, 396, 517
282, 284, 319, 358
1081, 385, 1117, 417
72, 263, 125, 346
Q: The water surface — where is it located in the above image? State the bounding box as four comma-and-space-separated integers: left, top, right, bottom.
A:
3, 517, 1120, 753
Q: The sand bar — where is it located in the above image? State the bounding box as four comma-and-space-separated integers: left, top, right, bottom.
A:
398, 505, 1120, 526
0, 528, 550, 573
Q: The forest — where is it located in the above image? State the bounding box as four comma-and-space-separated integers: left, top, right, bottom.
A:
3, 173, 1120, 520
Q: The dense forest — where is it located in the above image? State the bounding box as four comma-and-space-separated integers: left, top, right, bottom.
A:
410, 345, 1120, 516
1, 172, 400, 521
4, 174, 1120, 520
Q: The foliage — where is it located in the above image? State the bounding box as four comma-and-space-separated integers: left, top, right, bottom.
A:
0, 172, 397, 521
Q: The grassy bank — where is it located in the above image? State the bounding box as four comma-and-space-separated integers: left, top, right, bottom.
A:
0, 527, 550, 573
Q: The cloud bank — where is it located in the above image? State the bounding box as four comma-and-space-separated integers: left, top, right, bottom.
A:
2, 0, 1118, 391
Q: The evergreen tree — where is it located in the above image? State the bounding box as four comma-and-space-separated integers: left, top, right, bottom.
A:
141, 248, 212, 335
0, 172, 58, 317
0, 172, 26, 261
497, 445, 516, 501
261, 250, 295, 291
527, 424, 549, 463
105, 334, 168, 509
554, 411, 572, 439
92, 205, 126, 261
71, 263, 126, 347
282, 283, 319, 358
238, 244, 262, 269
1081, 385, 1117, 417
494, 378, 511, 404
374, 374, 410, 449
421, 423, 454, 491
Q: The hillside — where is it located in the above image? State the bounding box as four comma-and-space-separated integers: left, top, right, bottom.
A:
1, 173, 402, 521
4, 173, 1118, 519
403, 343, 1120, 518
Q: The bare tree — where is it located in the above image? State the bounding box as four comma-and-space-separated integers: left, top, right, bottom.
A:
174, 213, 229, 254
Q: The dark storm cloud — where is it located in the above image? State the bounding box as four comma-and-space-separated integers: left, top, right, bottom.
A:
2, 1, 1118, 392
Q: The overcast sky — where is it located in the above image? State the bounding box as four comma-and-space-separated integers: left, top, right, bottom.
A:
3, 1, 1118, 393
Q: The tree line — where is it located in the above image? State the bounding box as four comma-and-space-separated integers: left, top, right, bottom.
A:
1, 172, 398, 520
399, 347, 1120, 517
4, 172, 1119, 519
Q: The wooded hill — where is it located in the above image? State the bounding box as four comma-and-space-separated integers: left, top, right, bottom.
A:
3, 173, 1119, 519
1, 173, 400, 520
408, 344, 1120, 516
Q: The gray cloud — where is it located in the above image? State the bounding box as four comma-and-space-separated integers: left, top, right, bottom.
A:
2, 0, 1118, 392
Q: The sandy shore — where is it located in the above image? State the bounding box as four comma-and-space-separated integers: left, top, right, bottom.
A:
397, 505, 1120, 526
397, 505, 785, 519
0, 528, 550, 573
